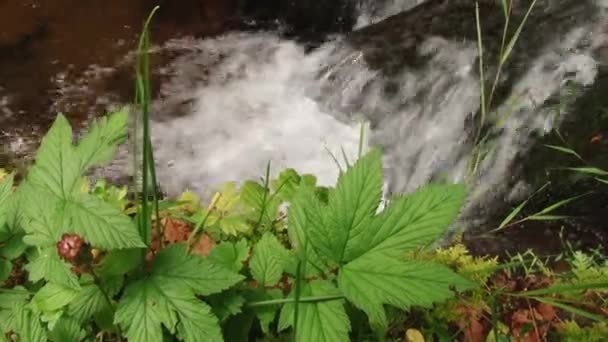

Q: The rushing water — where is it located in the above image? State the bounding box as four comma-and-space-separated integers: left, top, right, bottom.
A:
2, 0, 608, 244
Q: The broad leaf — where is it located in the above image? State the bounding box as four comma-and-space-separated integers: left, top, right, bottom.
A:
49, 316, 86, 342
207, 239, 249, 272
287, 189, 332, 277
152, 244, 244, 295
350, 183, 466, 259
250, 232, 290, 286
76, 109, 128, 171
68, 282, 112, 323
25, 247, 80, 289
338, 255, 473, 327
27, 114, 81, 199
20, 182, 65, 245
278, 280, 350, 342
32, 283, 79, 312
115, 244, 243, 341
208, 290, 246, 321
66, 194, 145, 249
0, 259, 11, 284
310, 148, 383, 264
4, 306, 47, 342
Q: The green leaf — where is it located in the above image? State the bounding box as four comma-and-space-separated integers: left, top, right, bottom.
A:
114, 281, 164, 342
338, 255, 473, 327
208, 290, 246, 321
152, 244, 244, 295
0, 259, 11, 284
4, 306, 47, 342
0, 232, 28, 260
0, 286, 30, 310
116, 244, 243, 342
68, 282, 111, 323
207, 239, 249, 272
25, 247, 80, 289
66, 194, 145, 249
96, 248, 144, 276
311, 148, 383, 263
27, 114, 81, 199
353, 184, 466, 258
250, 232, 290, 286
115, 280, 224, 342
248, 288, 283, 334
32, 282, 80, 312
76, 109, 128, 171
19, 182, 65, 245
278, 280, 350, 342
0, 173, 14, 216
49, 316, 86, 342
287, 188, 332, 277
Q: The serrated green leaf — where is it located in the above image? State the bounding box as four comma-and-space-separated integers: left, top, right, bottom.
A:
352, 183, 466, 259
288, 188, 332, 276
116, 244, 244, 341
0, 259, 11, 284
0, 232, 27, 260
207, 239, 249, 272
66, 194, 145, 249
68, 282, 111, 323
20, 182, 65, 245
116, 279, 224, 342
152, 244, 244, 295
25, 247, 80, 289
208, 290, 246, 321
218, 214, 251, 236
338, 255, 473, 327
96, 248, 143, 276
253, 288, 283, 333
0, 286, 30, 310
32, 282, 80, 312
27, 114, 81, 198
114, 280, 164, 342
5, 306, 47, 342
76, 109, 128, 171
278, 280, 350, 342
250, 232, 290, 286
0, 172, 13, 208
310, 148, 383, 264
49, 316, 86, 342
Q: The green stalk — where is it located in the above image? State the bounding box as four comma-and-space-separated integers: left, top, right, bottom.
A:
135, 6, 160, 248
247, 294, 344, 307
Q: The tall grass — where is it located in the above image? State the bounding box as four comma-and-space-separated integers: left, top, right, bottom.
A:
134, 6, 161, 249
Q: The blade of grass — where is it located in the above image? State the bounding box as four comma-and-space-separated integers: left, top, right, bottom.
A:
500, 0, 538, 65
544, 144, 583, 160
531, 296, 607, 322
564, 167, 608, 176
490, 182, 550, 233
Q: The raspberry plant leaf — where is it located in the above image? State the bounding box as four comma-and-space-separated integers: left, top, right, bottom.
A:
4, 306, 47, 342
18, 112, 144, 250
32, 282, 80, 313
250, 232, 290, 287
338, 256, 474, 327
25, 247, 80, 289
278, 280, 350, 342
115, 244, 244, 342
75, 108, 128, 171
48, 316, 86, 342
26, 114, 81, 199
309, 148, 383, 264
207, 239, 249, 272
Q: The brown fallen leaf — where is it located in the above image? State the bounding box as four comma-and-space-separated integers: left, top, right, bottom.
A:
191, 233, 216, 256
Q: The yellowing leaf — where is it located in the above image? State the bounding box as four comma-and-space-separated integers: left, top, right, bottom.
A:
406, 328, 425, 342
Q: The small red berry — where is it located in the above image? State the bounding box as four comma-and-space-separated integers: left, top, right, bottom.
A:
57, 234, 85, 261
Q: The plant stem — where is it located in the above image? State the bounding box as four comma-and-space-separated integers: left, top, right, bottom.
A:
247, 294, 345, 307
91, 269, 123, 341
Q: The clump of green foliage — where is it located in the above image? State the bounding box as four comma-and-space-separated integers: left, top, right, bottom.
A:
0, 108, 475, 341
